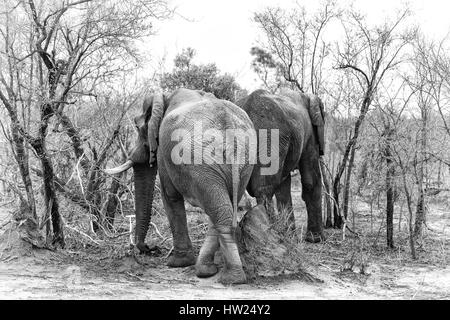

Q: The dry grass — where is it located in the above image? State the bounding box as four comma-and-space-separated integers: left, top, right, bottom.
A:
237, 204, 321, 283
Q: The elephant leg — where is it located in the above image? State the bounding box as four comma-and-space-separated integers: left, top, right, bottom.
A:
275, 175, 295, 231
208, 203, 246, 285
217, 225, 246, 285
160, 178, 195, 267
195, 218, 219, 278
299, 150, 325, 243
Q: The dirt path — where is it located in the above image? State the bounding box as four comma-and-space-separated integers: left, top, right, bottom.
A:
0, 201, 449, 300
0, 253, 448, 299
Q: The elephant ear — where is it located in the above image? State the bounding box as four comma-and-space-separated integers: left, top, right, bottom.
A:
147, 92, 165, 166
307, 94, 326, 156
307, 94, 325, 126
135, 96, 153, 134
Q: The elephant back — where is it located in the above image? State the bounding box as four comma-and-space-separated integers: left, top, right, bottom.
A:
158, 88, 256, 164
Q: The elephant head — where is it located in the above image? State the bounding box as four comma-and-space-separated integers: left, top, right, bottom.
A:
105, 92, 166, 253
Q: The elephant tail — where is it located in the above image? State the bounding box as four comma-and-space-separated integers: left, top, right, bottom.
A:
232, 164, 239, 229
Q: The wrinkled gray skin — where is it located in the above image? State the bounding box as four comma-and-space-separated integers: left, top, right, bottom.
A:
107, 88, 255, 284
237, 89, 326, 242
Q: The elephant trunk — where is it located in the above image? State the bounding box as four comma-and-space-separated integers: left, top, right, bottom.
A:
133, 162, 157, 252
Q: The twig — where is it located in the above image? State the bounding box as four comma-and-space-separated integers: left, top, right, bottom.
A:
103, 231, 131, 239
158, 237, 171, 247
150, 222, 164, 239
65, 224, 101, 246
0, 200, 15, 207
75, 153, 86, 196
0, 219, 11, 229
164, 246, 174, 259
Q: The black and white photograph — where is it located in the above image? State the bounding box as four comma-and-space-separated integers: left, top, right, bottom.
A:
0, 0, 449, 302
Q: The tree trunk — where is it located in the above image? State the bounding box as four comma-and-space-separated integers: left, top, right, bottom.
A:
11, 123, 37, 220
30, 102, 64, 247
104, 175, 123, 230
414, 192, 425, 238
385, 134, 394, 249
332, 181, 342, 228
41, 151, 64, 246
400, 167, 416, 260
320, 159, 333, 228
86, 127, 122, 232
414, 104, 428, 239
86, 168, 102, 233
343, 145, 356, 220
0, 91, 37, 220
332, 93, 372, 229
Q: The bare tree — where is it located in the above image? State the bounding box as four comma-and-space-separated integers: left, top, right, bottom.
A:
406, 32, 450, 239
253, 0, 340, 93
372, 82, 415, 248
332, 8, 414, 228
0, 0, 172, 246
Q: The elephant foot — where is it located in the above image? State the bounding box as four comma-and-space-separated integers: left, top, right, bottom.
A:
219, 266, 247, 285
305, 230, 326, 243
195, 263, 219, 278
167, 250, 196, 268
136, 242, 161, 255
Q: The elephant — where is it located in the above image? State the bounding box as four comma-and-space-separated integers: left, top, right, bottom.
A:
236, 88, 326, 243
106, 88, 256, 284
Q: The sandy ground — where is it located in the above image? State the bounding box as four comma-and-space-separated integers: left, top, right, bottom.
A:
0, 251, 448, 300
0, 198, 449, 300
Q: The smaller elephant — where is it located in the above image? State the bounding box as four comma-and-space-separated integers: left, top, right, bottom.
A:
106, 88, 256, 284
237, 88, 326, 242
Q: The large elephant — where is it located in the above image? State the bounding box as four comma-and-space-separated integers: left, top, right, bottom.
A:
236, 88, 326, 242
106, 88, 256, 284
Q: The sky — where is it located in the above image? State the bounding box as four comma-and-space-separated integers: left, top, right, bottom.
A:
145, 0, 450, 91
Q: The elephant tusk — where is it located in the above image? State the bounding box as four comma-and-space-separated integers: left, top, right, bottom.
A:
104, 160, 134, 175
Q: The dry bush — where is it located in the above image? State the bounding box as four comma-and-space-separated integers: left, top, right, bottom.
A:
298, 196, 449, 282
237, 204, 320, 282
